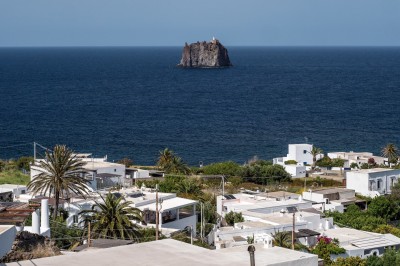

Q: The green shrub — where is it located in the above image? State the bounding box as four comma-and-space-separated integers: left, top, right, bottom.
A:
224, 211, 244, 226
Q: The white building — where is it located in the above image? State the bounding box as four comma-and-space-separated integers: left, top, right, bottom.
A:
212, 191, 334, 249
213, 206, 332, 249
328, 151, 388, 168
322, 227, 400, 260
30, 153, 127, 191
302, 188, 359, 213
346, 168, 400, 197
0, 225, 16, 259
273, 144, 322, 178
65, 188, 198, 233
0, 184, 28, 201
217, 192, 312, 216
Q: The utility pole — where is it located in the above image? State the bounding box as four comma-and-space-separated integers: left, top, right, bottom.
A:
190, 226, 193, 245
88, 221, 91, 248
292, 213, 295, 250
155, 184, 159, 241
33, 142, 36, 161
221, 175, 225, 217
200, 203, 203, 241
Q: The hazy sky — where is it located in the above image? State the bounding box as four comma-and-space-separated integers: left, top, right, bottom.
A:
1, 0, 399, 46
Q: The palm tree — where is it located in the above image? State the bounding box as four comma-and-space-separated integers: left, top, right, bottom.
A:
157, 148, 174, 169
272, 231, 292, 248
80, 193, 143, 240
27, 145, 90, 219
176, 178, 203, 197
157, 148, 190, 175
310, 146, 323, 170
382, 143, 399, 165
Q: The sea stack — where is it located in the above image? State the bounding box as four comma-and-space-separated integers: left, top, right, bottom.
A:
178, 37, 232, 68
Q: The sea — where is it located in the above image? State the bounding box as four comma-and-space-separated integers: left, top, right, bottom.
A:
1, 47, 400, 165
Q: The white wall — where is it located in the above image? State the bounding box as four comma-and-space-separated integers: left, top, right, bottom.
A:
284, 165, 306, 178
346, 171, 370, 196
0, 225, 16, 259
287, 144, 313, 165
302, 191, 325, 202
347, 169, 400, 197
161, 215, 197, 232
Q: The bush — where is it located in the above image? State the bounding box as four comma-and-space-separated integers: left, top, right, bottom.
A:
224, 211, 244, 226
201, 161, 242, 176
284, 160, 297, 165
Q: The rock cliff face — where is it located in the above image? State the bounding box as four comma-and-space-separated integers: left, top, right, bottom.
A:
178, 39, 232, 68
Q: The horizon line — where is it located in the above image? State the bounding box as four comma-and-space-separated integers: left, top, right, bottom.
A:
1, 44, 400, 48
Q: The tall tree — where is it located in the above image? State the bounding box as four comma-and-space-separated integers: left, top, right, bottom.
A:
157, 148, 190, 175
157, 148, 174, 169
27, 145, 90, 219
80, 193, 143, 240
310, 146, 323, 169
382, 143, 399, 165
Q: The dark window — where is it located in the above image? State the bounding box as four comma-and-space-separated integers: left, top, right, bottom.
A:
303, 150, 307, 154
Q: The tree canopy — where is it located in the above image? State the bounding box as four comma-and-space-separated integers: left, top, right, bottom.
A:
27, 145, 90, 218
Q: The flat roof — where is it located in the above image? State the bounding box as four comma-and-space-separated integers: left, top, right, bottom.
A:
259, 191, 300, 198
0, 225, 14, 234
0, 184, 27, 189
6, 239, 317, 266
309, 188, 354, 195
351, 235, 400, 249
235, 221, 275, 229
83, 161, 124, 170
241, 210, 318, 225
320, 227, 380, 243
136, 197, 197, 212
224, 195, 308, 212
349, 168, 400, 174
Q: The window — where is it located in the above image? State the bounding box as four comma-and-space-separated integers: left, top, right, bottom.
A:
73, 215, 79, 224
303, 150, 307, 154
114, 169, 116, 172
21, 190, 26, 194
377, 180, 381, 190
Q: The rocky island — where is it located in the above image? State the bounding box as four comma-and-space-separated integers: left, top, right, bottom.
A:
178, 38, 232, 68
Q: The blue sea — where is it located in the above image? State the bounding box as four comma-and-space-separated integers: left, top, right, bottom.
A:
1, 47, 400, 165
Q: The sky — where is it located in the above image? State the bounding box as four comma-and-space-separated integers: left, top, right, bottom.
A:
0, 0, 399, 47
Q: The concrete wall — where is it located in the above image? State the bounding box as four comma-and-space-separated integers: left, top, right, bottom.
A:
284, 165, 306, 178
0, 225, 17, 259
161, 215, 197, 232
302, 191, 325, 202
133, 169, 150, 179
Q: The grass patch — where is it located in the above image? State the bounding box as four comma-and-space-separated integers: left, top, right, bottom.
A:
0, 170, 30, 185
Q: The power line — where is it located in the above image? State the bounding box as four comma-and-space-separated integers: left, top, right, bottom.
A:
0, 142, 32, 149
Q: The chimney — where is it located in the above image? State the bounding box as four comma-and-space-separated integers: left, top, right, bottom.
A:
40, 199, 50, 231
32, 209, 40, 234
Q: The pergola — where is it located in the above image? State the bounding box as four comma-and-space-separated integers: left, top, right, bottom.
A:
0, 202, 39, 225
